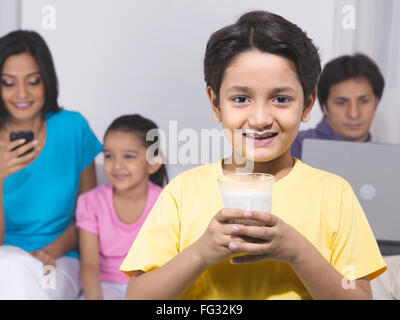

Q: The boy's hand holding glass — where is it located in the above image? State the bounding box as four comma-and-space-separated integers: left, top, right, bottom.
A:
193, 207, 306, 268
197, 172, 307, 267
227, 210, 305, 266
193, 208, 260, 268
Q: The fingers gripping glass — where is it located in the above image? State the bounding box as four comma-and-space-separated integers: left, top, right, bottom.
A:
10, 131, 34, 157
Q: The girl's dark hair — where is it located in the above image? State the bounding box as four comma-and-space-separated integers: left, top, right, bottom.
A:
204, 10, 321, 107
317, 53, 385, 110
0, 30, 61, 129
104, 114, 168, 188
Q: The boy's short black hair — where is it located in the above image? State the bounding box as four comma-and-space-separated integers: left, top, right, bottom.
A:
317, 53, 385, 110
204, 10, 321, 107
0, 30, 61, 129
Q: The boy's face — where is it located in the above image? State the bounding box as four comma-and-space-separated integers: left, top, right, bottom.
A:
208, 50, 314, 163
322, 77, 378, 142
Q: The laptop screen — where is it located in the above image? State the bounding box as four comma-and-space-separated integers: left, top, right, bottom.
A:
301, 138, 400, 242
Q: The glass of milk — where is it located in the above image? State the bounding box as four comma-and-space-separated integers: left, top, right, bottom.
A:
217, 173, 274, 226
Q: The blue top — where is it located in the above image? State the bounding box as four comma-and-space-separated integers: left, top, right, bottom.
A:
290, 116, 371, 160
3, 109, 103, 259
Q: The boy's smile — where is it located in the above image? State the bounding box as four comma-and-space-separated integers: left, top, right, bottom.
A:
208, 50, 314, 170
242, 129, 279, 145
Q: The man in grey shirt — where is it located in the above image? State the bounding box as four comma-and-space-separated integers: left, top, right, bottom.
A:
291, 53, 385, 159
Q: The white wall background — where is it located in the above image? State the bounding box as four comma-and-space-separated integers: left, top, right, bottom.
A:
0, 0, 21, 36
19, 0, 335, 179
332, 0, 400, 145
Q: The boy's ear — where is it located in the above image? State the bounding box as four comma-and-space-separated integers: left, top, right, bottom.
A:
147, 154, 163, 175
207, 86, 222, 122
301, 89, 317, 123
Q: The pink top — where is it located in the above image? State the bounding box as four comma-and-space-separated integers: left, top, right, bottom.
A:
76, 181, 162, 284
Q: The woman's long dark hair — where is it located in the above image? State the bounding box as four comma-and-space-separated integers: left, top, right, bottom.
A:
0, 30, 61, 129
104, 114, 168, 187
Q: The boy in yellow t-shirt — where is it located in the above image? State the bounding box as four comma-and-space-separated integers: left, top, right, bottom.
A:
120, 10, 386, 300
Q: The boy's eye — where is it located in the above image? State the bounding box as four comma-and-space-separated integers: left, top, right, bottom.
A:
104, 154, 112, 159
232, 96, 250, 104
124, 155, 136, 159
273, 96, 291, 104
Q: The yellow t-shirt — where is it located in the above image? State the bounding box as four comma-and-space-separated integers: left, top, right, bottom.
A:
120, 159, 386, 299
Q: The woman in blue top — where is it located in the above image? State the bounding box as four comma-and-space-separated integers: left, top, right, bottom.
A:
0, 30, 102, 299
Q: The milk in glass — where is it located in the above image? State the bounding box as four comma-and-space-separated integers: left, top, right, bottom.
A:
221, 190, 271, 226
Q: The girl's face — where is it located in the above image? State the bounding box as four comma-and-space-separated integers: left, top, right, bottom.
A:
103, 130, 155, 193
1, 52, 45, 123
208, 50, 314, 163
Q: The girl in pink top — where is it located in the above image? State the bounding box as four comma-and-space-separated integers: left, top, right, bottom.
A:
76, 114, 168, 299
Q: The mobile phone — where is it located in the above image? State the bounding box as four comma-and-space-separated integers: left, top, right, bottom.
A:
10, 130, 34, 157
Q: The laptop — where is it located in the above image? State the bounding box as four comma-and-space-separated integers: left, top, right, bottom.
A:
302, 138, 400, 243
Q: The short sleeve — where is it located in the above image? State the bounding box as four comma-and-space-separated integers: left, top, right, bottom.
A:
330, 184, 386, 281
75, 193, 99, 235
120, 181, 181, 277
76, 114, 103, 171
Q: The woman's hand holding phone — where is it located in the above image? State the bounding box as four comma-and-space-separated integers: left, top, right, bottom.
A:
0, 138, 41, 179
